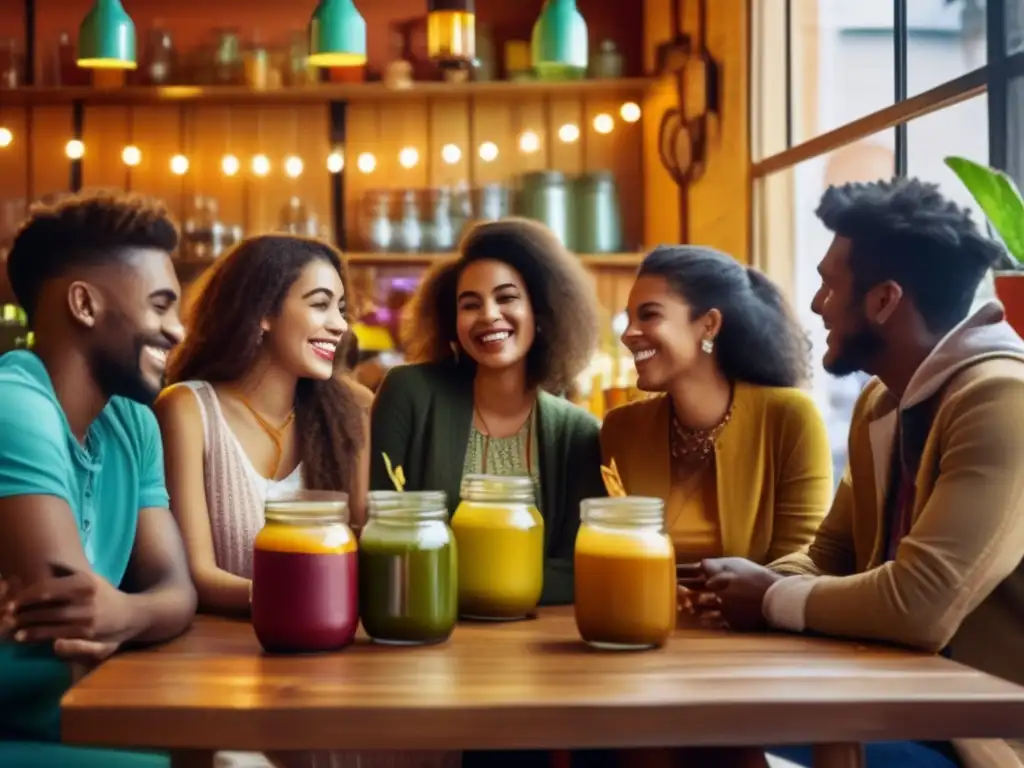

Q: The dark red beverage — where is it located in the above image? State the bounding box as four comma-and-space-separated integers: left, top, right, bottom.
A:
252, 548, 359, 653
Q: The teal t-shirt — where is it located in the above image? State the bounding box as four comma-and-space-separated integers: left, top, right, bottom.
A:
0, 350, 170, 743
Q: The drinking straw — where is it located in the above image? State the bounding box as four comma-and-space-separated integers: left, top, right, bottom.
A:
382, 452, 406, 492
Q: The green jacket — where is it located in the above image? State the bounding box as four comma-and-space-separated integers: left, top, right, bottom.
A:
369, 362, 606, 605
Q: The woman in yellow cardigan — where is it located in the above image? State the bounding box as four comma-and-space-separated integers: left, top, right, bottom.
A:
601, 245, 833, 569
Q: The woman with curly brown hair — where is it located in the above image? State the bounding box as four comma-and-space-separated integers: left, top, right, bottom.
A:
155, 234, 371, 617
371, 218, 606, 609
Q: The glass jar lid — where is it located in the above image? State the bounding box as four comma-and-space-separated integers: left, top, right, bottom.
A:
581, 496, 664, 527
368, 490, 448, 522
460, 473, 536, 504
265, 490, 350, 524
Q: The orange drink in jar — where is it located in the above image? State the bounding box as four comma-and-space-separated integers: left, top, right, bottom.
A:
574, 496, 676, 650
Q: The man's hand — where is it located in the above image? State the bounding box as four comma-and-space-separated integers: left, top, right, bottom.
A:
12, 565, 136, 644
0, 576, 16, 638
681, 557, 784, 632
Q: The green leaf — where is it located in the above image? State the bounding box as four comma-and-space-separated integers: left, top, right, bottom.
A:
945, 156, 1024, 265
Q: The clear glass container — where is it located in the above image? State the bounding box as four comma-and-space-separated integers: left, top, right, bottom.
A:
251, 491, 358, 654
574, 496, 676, 650
451, 474, 543, 621
359, 490, 457, 645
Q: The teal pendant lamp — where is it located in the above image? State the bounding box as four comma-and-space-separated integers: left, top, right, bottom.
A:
531, 0, 588, 80
77, 0, 137, 70
308, 0, 367, 68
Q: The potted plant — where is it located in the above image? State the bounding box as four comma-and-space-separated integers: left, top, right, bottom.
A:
945, 156, 1024, 336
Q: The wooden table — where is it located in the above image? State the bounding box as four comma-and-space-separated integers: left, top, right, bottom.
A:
62, 608, 1024, 768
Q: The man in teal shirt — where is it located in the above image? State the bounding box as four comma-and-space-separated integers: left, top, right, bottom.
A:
0, 191, 197, 766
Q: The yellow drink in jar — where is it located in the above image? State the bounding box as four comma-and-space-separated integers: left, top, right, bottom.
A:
451, 474, 543, 620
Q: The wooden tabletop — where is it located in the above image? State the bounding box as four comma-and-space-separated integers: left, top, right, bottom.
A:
62, 607, 1024, 753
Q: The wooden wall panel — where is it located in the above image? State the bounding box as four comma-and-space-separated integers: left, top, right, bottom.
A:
511, 96, 547, 176
469, 97, 514, 186
382, 100, 429, 192
29, 105, 72, 200
0, 108, 29, 241
546, 97, 584, 176
297, 104, 333, 241
189, 105, 242, 230
82, 106, 130, 191
427, 99, 470, 190
130, 105, 186, 225
344, 103, 380, 251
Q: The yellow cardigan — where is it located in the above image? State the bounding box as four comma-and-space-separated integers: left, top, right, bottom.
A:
599, 383, 833, 564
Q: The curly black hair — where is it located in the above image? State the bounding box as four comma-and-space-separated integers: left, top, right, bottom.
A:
639, 245, 811, 388
402, 218, 600, 393
6, 190, 178, 323
167, 234, 365, 494
816, 177, 1004, 334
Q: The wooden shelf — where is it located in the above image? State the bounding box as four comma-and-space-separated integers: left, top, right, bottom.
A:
343, 252, 644, 269
1, 78, 657, 107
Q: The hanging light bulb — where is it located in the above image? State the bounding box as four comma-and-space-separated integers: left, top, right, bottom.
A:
518, 130, 540, 154
398, 147, 419, 169
478, 142, 499, 162
593, 113, 614, 134
77, 0, 137, 69
221, 154, 240, 176
620, 102, 641, 123
251, 154, 271, 177
557, 123, 580, 143
356, 152, 377, 174
170, 154, 189, 175
427, 0, 475, 65
121, 145, 141, 166
284, 155, 304, 178
327, 150, 344, 173
0, 127, 13, 148
441, 144, 461, 164
65, 139, 85, 159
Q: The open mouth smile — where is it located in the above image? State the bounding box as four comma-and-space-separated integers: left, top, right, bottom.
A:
310, 339, 338, 361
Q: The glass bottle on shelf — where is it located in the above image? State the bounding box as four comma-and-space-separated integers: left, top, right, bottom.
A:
362, 191, 393, 252
423, 188, 454, 252
142, 26, 176, 86
0, 38, 21, 89
212, 29, 242, 86
393, 190, 422, 253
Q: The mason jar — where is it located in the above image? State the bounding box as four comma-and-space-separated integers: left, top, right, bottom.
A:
359, 490, 458, 645
251, 491, 358, 654
451, 474, 543, 620
574, 496, 676, 650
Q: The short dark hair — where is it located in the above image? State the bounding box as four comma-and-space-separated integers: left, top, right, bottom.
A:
816, 178, 1003, 334
7, 190, 178, 322
639, 245, 811, 387
402, 218, 599, 393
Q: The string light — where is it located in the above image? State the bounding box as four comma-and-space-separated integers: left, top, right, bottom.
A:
593, 113, 614, 134
65, 139, 85, 159
398, 147, 419, 169
357, 152, 377, 174
0, 127, 12, 148
284, 155, 304, 178
441, 144, 461, 164
251, 154, 271, 177
327, 151, 344, 173
121, 145, 141, 167
620, 102, 641, 123
478, 142, 498, 162
170, 154, 189, 175
221, 154, 240, 176
518, 130, 540, 154
558, 124, 580, 143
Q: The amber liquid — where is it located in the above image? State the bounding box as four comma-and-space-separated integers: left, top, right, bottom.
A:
574, 527, 676, 649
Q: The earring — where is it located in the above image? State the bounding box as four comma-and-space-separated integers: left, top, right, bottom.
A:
701, 338, 714, 354
449, 341, 460, 363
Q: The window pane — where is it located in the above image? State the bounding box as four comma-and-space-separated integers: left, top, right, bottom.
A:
790, 0, 895, 144
1007, 0, 1024, 54
908, 0, 986, 95
906, 94, 994, 308
753, 130, 895, 481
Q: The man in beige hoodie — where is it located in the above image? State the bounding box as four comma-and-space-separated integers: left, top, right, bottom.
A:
682, 178, 1024, 768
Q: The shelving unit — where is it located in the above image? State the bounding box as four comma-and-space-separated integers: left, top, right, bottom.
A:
343, 252, 644, 269
0, 78, 658, 106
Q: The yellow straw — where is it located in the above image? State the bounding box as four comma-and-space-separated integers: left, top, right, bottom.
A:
382, 452, 406, 492
601, 458, 626, 497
